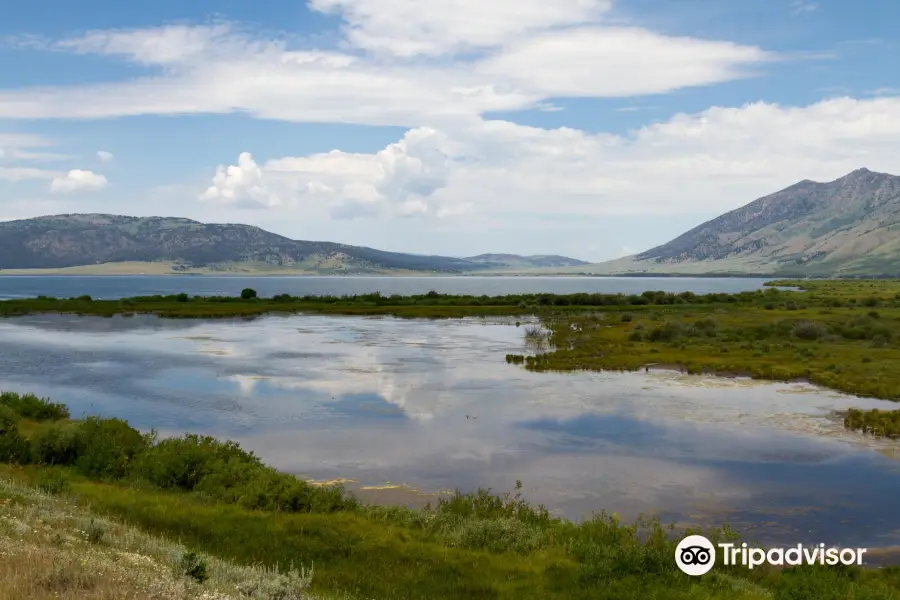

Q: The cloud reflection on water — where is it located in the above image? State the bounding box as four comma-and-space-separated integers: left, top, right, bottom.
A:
1, 312, 900, 547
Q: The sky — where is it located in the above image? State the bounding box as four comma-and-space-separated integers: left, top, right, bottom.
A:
0, 0, 898, 262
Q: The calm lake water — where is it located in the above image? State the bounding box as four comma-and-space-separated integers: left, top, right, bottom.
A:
0, 275, 775, 300
1, 312, 899, 551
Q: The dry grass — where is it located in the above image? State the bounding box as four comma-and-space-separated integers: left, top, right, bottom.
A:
0, 477, 323, 600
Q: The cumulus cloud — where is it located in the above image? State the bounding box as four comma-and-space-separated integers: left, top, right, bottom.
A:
201, 152, 275, 207
49, 169, 108, 193
199, 95, 900, 220
0, 18, 772, 126
96, 150, 114, 161
203, 128, 454, 218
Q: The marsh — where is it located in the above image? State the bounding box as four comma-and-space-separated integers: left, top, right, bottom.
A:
2, 312, 900, 549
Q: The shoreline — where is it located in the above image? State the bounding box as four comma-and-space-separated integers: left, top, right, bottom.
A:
0, 271, 780, 279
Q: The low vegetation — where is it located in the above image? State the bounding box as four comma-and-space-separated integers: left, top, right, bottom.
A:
0, 286, 816, 320
843, 408, 900, 438
2, 392, 900, 599
495, 280, 900, 401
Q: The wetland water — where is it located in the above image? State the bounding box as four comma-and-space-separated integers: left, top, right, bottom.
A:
1, 312, 899, 550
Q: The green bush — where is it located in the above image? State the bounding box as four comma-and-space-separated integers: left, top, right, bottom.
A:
792, 320, 829, 341
240, 288, 258, 300
0, 391, 70, 421
177, 550, 208, 583
31, 423, 79, 465
73, 417, 147, 480
132, 434, 262, 490
0, 405, 29, 463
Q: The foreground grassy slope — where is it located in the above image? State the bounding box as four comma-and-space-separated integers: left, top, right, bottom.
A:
2, 393, 900, 600
0, 476, 325, 600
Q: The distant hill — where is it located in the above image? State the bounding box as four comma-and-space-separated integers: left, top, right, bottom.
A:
464, 254, 588, 269
0, 214, 585, 275
539, 168, 900, 277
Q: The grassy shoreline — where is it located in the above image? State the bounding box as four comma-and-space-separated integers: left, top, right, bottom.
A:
2, 392, 900, 599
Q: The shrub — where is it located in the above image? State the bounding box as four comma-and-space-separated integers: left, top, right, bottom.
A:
31, 423, 79, 465
240, 288, 258, 300
234, 564, 314, 600
692, 318, 719, 337
791, 320, 828, 341
647, 321, 694, 342
620, 313, 633, 322
131, 434, 263, 491
83, 518, 106, 544
0, 391, 70, 421
0, 405, 29, 464
176, 550, 208, 583
73, 417, 146, 480
175, 292, 190, 302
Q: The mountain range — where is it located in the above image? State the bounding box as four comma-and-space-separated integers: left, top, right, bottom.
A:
1, 168, 897, 277
0, 214, 587, 274
591, 168, 900, 276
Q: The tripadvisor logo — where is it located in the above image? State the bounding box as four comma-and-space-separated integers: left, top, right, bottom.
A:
675, 535, 868, 576
676, 535, 716, 576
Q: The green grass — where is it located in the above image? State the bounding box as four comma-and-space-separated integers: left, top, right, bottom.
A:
843, 408, 900, 438
478, 280, 900, 401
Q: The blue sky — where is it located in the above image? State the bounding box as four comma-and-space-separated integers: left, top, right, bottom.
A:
0, 0, 898, 261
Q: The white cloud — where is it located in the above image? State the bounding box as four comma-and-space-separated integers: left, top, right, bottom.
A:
0, 20, 772, 126
199, 95, 900, 221
0, 167, 54, 182
203, 128, 455, 218
477, 27, 771, 98
201, 152, 275, 207
49, 169, 108, 193
55, 24, 247, 65
309, 0, 612, 57
97, 150, 114, 162
0, 132, 70, 161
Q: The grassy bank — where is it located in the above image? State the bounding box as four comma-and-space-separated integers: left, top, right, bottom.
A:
0, 287, 777, 319
499, 280, 900, 401
3, 392, 900, 599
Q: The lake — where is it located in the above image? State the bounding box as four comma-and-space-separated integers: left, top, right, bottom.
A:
0, 275, 776, 300
1, 312, 899, 551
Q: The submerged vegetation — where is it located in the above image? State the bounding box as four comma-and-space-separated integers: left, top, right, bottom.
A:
2, 392, 900, 599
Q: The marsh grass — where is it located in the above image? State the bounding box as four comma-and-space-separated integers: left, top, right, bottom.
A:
844, 408, 900, 438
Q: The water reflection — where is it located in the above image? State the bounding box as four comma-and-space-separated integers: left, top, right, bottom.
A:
1, 313, 899, 549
